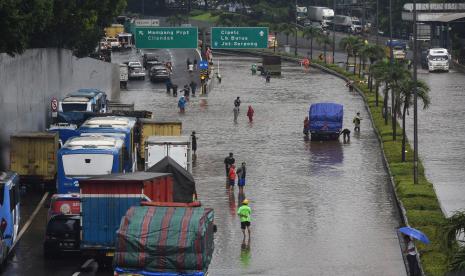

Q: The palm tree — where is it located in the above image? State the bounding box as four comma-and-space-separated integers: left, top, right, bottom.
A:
398, 79, 430, 161
316, 34, 331, 64
389, 62, 410, 140
279, 23, 294, 46
352, 37, 364, 75
442, 211, 465, 272
372, 60, 391, 124
363, 43, 385, 92
339, 35, 359, 71
302, 26, 321, 59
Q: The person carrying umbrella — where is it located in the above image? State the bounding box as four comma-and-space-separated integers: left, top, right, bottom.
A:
399, 226, 429, 276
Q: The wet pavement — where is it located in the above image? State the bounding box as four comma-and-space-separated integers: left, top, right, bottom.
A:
405, 68, 465, 217
120, 53, 406, 275
2, 50, 408, 275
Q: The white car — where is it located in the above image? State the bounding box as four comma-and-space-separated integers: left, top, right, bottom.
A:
128, 62, 146, 80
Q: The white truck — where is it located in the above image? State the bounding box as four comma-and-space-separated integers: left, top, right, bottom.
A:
296, 6, 308, 22
427, 48, 450, 72
307, 6, 334, 28
145, 136, 192, 173
332, 15, 362, 34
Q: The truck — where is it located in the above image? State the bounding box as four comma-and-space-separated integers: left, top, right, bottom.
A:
56, 135, 126, 194
79, 172, 197, 257
113, 205, 214, 276
385, 40, 407, 60
331, 15, 362, 34
261, 55, 281, 75
104, 24, 124, 39
308, 6, 334, 28
296, 6, 308, 22
145, 136, 192, 173
119, 64, 128, 89
0, 172, 21, 265
9, 132, 59, 186
308, 103, 343, 141
138, 118, 182, 158
427, 48, 450, 72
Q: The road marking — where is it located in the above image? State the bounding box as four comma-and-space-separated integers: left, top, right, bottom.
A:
9, 192, 49, 253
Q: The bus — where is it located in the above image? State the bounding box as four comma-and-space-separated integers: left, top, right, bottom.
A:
56, 136, 125, 194
78, 116, 137, 172
0, 172, 20, 264
58, 88, 107, 113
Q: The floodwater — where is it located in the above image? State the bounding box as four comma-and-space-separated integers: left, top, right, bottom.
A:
405, 68, 465, 217
120, 52, 406, 275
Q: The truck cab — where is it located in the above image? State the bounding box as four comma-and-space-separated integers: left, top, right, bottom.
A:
427, 48, 450, 72
0, 172, 20, 265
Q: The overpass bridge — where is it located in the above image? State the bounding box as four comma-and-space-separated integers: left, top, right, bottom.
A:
402, 3, 465, 49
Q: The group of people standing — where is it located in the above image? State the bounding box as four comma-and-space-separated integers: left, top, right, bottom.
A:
233, 97, 255, 123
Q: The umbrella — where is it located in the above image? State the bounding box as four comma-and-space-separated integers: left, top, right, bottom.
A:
399, 227, 430, 244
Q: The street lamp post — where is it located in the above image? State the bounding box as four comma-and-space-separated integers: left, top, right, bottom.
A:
413, 0, 419, 184
295, 0, 298, 56
332, 0, 336, 63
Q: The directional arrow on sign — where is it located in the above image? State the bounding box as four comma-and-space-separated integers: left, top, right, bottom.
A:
259, 31, 264, 36
138, 30, 144, 36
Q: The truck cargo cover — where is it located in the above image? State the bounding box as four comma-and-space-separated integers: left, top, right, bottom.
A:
114, 206, 214, 273
309, 103, 343, 132
147, 156, 196, 203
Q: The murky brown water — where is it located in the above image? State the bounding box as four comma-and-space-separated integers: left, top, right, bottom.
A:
121, 53, 406, 275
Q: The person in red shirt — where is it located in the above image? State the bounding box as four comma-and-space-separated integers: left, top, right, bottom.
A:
246, 106, 254, 123
228, 164, 236, 192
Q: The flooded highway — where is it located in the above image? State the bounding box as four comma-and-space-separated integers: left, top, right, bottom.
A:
405, 68, 465, 217
120, 52, 406, 275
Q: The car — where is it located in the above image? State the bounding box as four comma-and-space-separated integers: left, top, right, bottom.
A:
143, 53, 159, 69
149, 66, 170, 82
128, 61, 142, 68
128, 61, 146, 80
145, 60, 163, 71
43, 215, 80, 257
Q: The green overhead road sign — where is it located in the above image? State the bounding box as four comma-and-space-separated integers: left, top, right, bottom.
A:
135, 27, 198, 49
211, 27, 268, 49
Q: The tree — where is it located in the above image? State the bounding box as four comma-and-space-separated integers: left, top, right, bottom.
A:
389, 62, 410, 140
339, 36, 360, 71
442, 211, 465, 272
363, 43, 385, 92
372, 60, 391, 125
398, 79, 430, 162
279, 23, 294, 46
302, 26, 321, 59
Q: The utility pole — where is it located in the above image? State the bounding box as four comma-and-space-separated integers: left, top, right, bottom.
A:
332, 0, 336, 63
413, 0, 419, 184
295, 0, 298, 56
142, 0, 145, 15
375, 0, 379, 45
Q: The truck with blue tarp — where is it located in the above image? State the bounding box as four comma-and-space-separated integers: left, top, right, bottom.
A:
56, 135, 125, 193
78, 116, 137, 172
308, 103, 343, 140
113, 205, 214, 276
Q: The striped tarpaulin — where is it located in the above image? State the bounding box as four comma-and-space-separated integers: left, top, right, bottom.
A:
114, 206, 214, 273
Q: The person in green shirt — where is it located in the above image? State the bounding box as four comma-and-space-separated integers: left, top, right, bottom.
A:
237, 199, 252, 239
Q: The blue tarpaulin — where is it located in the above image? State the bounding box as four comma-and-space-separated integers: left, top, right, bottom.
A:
309, 103, 343, 133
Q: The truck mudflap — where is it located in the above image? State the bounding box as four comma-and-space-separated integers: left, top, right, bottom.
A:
114, 267, 207, 276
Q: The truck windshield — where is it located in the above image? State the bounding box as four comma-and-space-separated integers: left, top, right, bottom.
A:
323, 16, 334, 21
47, 218, 78, 234
353, 20, 361, 25
429, 55, 448, 61
62, 103, 88, 112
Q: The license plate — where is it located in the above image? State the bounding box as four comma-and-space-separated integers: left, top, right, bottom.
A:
106, 251, 114, 257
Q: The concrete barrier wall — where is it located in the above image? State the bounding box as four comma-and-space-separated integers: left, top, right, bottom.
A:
0, 48, 119, 166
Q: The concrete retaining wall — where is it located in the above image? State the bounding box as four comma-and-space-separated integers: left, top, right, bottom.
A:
0, 48, 119, 135
0, 48, 120, 167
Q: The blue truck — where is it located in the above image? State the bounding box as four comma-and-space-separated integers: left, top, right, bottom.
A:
308, 103, 343, 140
0, 172, 20, 265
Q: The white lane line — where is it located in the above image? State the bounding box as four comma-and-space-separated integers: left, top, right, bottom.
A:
10, 192, 49, 253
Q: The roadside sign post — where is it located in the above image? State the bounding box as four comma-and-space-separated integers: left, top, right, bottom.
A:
134, 19, 159, 27
51, 98, 58, 119
135, 27, 198, 49
199, 60, 209, 70
210, 27, 268, 49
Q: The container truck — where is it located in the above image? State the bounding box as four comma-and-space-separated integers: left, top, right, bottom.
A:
138, 118, 182, 158
332, 15, 362, 33
79, 172, 196, 257
145, 136, 192, 173
113, 205, 214, 276
308, 103, 343, 141
308, 6, 334, 28
385, 40, 407, 60
9, 132, 59, 186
